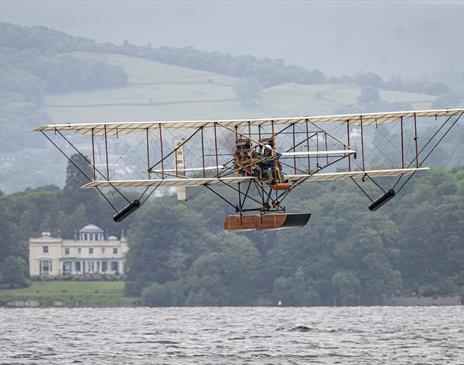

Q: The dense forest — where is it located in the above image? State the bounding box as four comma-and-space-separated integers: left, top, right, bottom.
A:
126, 167, 464, 306
1, 155, 463, 305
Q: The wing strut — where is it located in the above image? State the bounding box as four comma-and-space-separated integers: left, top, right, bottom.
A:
40, 129, 151, 222
394, 110, 463, 195
351, 111, 464, 210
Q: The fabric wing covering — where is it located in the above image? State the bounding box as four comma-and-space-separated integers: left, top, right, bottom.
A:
35, 108, 464, 136
81, 167, 429, 189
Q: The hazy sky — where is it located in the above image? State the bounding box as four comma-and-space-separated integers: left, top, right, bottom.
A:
2, 1, 464, 78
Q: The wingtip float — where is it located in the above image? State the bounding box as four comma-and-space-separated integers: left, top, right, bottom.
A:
113, 200, 141, 222
368, 189, 396, 211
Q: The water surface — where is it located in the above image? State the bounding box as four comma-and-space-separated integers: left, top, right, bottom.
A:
1, 306, 463, 364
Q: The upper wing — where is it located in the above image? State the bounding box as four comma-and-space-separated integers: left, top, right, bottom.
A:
34, 108, 464, 136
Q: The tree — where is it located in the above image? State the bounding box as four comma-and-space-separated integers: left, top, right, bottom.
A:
357, 87, 381, 105
124, 198, 211, 296
186, 235, 261, 305
62, 153, 100, 221
64, 153, 92, 190
57, 204, 88, 239
141, 281, 187, 307
272, 267, 319, 306
332, 270, 361, 306
360, 252, 402, 304
0, 199, 20, 260
0, 255, 29, 288
354, 72, 384, 88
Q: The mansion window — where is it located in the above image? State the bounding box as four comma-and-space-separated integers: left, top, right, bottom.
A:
43, 246, 49, 253
101, 248, 105, 254
113, 248, 118, 255
89, 248, 94, 254
78, 248, 81, 254
40, 259, 52, 274
111, 261, 119, 272
75, 261, 81, 272
102, 261, 108, 272
64, 248, 70, 256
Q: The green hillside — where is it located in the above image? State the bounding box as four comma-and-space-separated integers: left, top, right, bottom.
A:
0, 21, 459, 193
44, 52, 438, 122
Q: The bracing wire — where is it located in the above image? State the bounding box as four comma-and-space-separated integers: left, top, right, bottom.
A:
396, 112, 463, 195
53, 129, 131, 204
41, 131, 120, 212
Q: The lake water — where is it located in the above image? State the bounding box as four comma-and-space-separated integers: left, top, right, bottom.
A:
0, 306, 463, 364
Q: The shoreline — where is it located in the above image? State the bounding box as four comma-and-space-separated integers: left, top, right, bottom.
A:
1, 281, 461, 308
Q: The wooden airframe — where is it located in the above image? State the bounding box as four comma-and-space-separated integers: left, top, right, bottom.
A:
35, 108, 464, 231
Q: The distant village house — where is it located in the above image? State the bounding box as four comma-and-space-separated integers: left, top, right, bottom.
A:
29, 224, 128, 278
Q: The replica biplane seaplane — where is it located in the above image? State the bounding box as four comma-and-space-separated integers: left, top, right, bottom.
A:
35, 108, 464, 232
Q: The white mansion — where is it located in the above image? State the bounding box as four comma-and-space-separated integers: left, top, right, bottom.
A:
29, 224, 128, 277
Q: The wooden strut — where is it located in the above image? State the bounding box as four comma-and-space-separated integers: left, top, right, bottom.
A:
104, 124, 110, 180
146, 128, 151, 179
272, 120, 276, 181
324, 131, 329, 165
214, 123, 219, 175
201, 127, 206, 178
175, 138, 178, 178
91, 128, 96, 180
159, 123, 164, 179
400, 116, 404, 168
238, 182, 242, 221
346, 120, 351, 172
292, 123, 297, 174
413, 112, 419, 168
305, 119, 311, 173
316, 131, 319, 168
360, 115, 365, 170
248, 121, 252, 176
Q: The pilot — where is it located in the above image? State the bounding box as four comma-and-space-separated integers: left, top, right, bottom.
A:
261, 144, 276, 183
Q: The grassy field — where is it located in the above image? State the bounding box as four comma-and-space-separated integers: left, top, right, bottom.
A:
0, 281, 136, 307
43, 52, 437, 123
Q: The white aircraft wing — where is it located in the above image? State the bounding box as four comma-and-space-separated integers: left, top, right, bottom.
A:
34, 108, 464, 135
